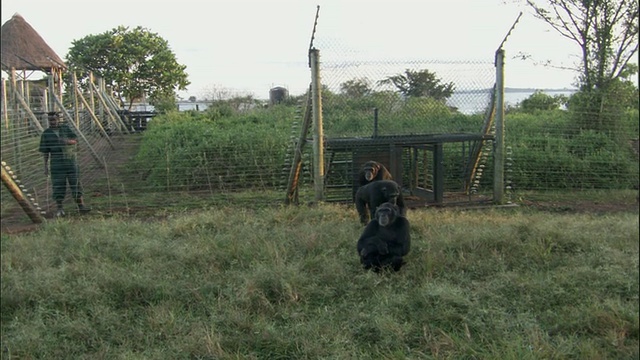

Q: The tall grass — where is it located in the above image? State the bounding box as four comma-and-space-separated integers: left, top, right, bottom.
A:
2, 204, 638, 359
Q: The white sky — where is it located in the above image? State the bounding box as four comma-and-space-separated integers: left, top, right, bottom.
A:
2, 0, 619, 99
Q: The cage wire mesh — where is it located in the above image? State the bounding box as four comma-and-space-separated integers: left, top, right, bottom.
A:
2, 18, 638, 228
308, 33, 499, 205
1, 76, 143, 225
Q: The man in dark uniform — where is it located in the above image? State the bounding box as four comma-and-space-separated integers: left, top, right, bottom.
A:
39, 111, 91, 217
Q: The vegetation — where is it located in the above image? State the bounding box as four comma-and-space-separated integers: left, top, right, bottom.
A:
378, 69, 455, 101
129, 105, 294, 191
340, 77, 373, 98
523, 0, 638, 90
125, 88, 638, 192
1, 203, 637, 358
520, 0, 639, 131
65, 25, 190, 111
510, 90, 568, 113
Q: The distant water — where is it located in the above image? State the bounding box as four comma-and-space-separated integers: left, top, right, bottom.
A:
448, 89, 577, 115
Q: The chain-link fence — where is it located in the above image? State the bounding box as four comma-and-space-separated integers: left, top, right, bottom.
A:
2, 28, 638, 229
308, 35, 500, 205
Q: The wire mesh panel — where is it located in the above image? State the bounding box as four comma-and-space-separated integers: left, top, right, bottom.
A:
308, 32, 499, 205
2, 11, 638, 230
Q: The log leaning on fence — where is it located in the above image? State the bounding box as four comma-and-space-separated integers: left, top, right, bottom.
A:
72, 85, 115, 149
285, 84, 313, 205
1, 165, 44, 224
11, 87, 44, 133
89, 80, 130, 134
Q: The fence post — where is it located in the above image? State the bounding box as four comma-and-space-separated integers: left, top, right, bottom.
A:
48, 74, 56, 113
2, 79, 8, 130
310, 48, 325, 202
493, 49, 505, 204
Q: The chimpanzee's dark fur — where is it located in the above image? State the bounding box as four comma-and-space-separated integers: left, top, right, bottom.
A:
355, 179, 405, 225
357, 202, 410, 272
353, 161, 393, 201
358, 161, 392, 186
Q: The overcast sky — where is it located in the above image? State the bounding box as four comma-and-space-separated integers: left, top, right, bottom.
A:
2, 0, 615, 99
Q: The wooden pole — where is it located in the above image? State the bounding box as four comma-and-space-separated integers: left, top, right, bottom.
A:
1, 165, 44, 224
309, 49, 324, 202
11, 88, 44, 133
89, 72, 96, 115
43, 87, 49, 114
73, 85, 115, 149
73, 72, 80, 128
2, 79, 8, 130
493, 49, 505, 204
57, 69, 63, 101
285, 84, 313, 205
10, 69, 22, 172
25, 80, 30, 108
48, 74, 56, 113
91, 80, 129, 134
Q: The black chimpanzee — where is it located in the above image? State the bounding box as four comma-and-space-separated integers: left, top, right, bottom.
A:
355, 179, 406, 225
353, 160, 393, 201
357, 202, 411, 272
358, 160, 392, 186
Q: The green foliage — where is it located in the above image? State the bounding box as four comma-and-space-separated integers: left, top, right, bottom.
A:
525, 0, 638, 91
340, 78, 373, 98
152, 93, 179, 114
66, 25, 190, 109
567, 85, 631, 135
130, 106, 293, 191
124, 93, 638, 193
515, 90, 567, 113
523, 0, 638, 131
321, 91, 480, 138
506, 110, 639, 189
1, 205, 638, 358
378, 69, 455, 100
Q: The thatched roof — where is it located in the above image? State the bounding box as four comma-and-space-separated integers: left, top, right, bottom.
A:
1, 13, 66, 72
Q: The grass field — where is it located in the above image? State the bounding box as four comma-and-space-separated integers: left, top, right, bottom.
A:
1, 202, 638, 359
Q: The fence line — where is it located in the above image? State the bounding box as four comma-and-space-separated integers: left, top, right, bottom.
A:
2, 34, 638, 228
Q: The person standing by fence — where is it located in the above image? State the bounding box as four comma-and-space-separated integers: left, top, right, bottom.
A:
39, 111, 91, 217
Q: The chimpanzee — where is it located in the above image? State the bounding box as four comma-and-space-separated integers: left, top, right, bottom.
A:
353, 160, 393, 201
358, 161, 393, 186
355, 179, 406, 225
357, 202, 411, 272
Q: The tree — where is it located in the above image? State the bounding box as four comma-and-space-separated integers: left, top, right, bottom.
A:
340, 78, 372, 98
523, 0, 638, 91
521, 0, 638, 132
378, 69, 455, 101
66, 26, 190, 110
519, 90, 568, 112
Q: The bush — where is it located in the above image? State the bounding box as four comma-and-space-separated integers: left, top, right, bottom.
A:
130, 107, 293, 191
128, 98, 638, 193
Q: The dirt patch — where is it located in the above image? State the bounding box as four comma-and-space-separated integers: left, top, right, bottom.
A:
1, 222, 41, 235
520, 199, 638, 214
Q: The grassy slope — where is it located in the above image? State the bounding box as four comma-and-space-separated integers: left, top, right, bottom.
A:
1, 204, 638, 359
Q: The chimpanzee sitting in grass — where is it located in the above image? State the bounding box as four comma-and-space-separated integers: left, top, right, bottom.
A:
357, 202, 410, 272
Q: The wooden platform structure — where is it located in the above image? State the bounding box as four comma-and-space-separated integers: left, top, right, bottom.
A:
324, 133, 494, 205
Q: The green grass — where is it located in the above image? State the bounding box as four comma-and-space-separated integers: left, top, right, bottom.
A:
1, 204, 638, 359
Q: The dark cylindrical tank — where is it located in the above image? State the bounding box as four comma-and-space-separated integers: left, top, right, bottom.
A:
269, 86, 289, 105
